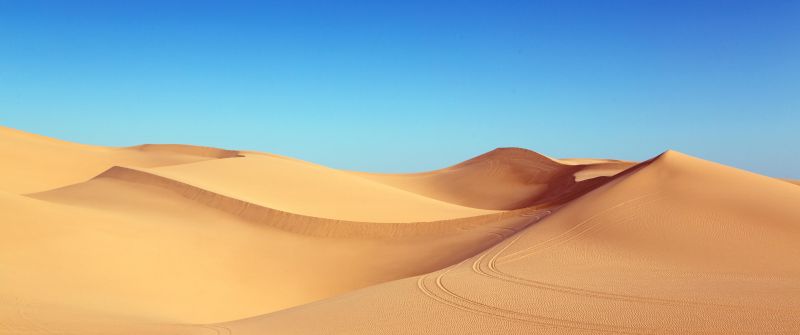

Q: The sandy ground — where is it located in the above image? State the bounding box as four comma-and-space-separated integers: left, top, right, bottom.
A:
1, 125, 798, 334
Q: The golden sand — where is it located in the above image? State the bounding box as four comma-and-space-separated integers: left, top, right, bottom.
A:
1, 125, 797, 334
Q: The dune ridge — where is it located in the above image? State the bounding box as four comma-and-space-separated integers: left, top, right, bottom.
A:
139, 153, 498, 222
36, 164, 608, 238
1, 147, 643, 326
3, 127, 631, 326
125, 144, 243, 158
1, 126, 798, 334
218, 150, 800, 334
0, 126, 240, 193
5, 184, 545, 323
357, 148, 621, 211
784, 179, 800, 186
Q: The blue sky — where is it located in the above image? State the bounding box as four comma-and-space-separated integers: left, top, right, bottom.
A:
1, 1, 798, 177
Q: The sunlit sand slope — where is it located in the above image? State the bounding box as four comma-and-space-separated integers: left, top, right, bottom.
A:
10, 147, 601, 326
1, 126, 797, 335
221, 151, 800, 334
143, 153, 495, 222
0, 126, 238, 194
19, 171, 539, 323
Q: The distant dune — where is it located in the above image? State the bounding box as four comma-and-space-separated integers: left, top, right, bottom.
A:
0, 126, 234, 194
357, 148, 634, 210
1, 126, 798, 334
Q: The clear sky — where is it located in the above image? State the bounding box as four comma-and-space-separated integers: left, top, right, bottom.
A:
1, 1, 798, 177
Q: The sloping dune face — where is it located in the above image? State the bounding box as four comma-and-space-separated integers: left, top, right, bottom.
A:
136, 153, 496, 222
10, 182, 535, 324
223, 151, 800, 334
358, 148, 619, 210
560, 159, 636, 181
1, 127, 610, 332
1, 126, 798, 335
0, 126, 237, 194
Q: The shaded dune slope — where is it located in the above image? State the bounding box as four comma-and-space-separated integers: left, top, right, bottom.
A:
783, 179, 800, 186
569, 160, 636, 181
220, 151, 800, 334
32, 157, 608, 238
5, 184, 537, 323
14, 149, 618, 324
140, 154, 496, 223
358, 148, 625, 210
3, 126, 797, 334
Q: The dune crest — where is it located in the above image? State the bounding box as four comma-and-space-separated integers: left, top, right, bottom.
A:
0, 126, 238, 193
125, 144, 243, 158
357, 147, 623, 210
35, 165, 525, 238
138, 154, 498, 222
1, 126, 797, 334
220, 150, 800, 334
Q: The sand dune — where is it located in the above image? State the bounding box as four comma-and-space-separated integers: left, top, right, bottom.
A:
137, 154, 497, 222
219, 151, 800, 334
567, 160, 636, 181
357, 148, 624, 210
9, 182, 533, 324
0, 126, 238, 194
3, 128, 586, 326
1, 126, 798, 334
784, 179, 800, 186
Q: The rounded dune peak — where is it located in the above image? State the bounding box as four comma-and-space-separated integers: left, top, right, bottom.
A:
4, 124, 798, 334
235, 143, 800, 335
448, 147, 565, 175
358, 147, 602, 210
454, 147, 559, 166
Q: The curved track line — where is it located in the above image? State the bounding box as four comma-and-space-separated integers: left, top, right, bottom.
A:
415, 211, 657, 334
197, 324, 233, 335
417, 260, 654, 334
497, 193, 662, 262
470, 193, 793, 312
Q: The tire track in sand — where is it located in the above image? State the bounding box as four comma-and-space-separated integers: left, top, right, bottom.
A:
471, 193, 794, 314
416, 209, 656, 334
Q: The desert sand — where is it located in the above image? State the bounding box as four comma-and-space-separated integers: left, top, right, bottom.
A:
1, 125, 798, 334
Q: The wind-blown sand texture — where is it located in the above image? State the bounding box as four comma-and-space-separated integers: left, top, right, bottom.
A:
1, 125, 798, 334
